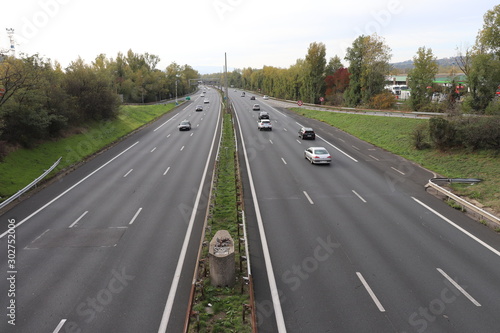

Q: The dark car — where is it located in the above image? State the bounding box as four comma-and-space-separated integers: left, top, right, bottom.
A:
258, 111, 269, 120
250, 96, 256, 100
298, 127, 315, 140
178, 120, 191, 131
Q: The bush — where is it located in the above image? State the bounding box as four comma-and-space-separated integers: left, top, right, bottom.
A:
419, 101, 446, 113
427, 116, 500, 151
369, 91, 396, 109
326, 92, 344, 106
429, 117, 457, 150
412, 123, 431, 150
485, 98, 500, 115
0, 141, 8, 162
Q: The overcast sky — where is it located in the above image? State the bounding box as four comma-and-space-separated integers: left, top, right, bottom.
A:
0, 0, 497, 73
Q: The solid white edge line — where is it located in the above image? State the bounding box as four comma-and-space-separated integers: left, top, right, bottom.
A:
157, 102, 221, 333
303, 191, 314, 205
154, 114, 179, 132
352, 190, 367, 203
317, 134, 358, 162
294, 121, 358, 163
234, 105, 287, 332
436, 268, 481, 306
0, 141, 140, 239
53, 319, 67, 333
356, 272, 386, 312
69, 211, 88, 228
391, 166, 405, 175
412, 197, 500, 257
129, 207, 143, 225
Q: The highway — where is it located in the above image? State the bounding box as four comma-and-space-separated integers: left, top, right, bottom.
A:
0, 88, 221, 333
2, 86, 500, 333
232, 91, 500, 332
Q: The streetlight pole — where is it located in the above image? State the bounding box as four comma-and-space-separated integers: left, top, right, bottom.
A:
175, 79, 178, 105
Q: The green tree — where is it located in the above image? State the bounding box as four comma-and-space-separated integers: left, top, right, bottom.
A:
65, 58, 120, 121
476, 4, 500, 55
344, 34, 392, 106
0, 56, 68, 146
407, 47, 439, 111
325, 55, 343, 76
303, 42, 327, 103
464, 53, 500, 113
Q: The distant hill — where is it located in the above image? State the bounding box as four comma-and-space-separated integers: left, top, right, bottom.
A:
391, 57, 459, 70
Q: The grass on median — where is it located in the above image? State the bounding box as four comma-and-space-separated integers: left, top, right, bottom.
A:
0, 103, 178, 200
291, 107, 500, 214
189, 112, 251, 333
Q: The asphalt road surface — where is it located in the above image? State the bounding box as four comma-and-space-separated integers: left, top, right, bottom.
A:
0, 87, 221, 333
233, 91, 500, 333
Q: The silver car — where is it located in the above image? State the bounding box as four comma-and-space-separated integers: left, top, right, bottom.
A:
304, 147, 331, 164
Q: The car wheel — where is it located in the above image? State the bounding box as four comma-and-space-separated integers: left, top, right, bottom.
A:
310, 158, 314, 164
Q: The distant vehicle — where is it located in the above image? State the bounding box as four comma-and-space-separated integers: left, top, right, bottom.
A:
241, 92, 245, 97
258, 119, 272, 131
385, 85, 408, 96
204, 99, 209, 104
298, 127, 315, 140
258, 111, 269, 120
250, 96, 256, 100
178, 120, 191, 131
252, 104, 260, 111
304, 147, 331, 165
263, 95, 269, 100
195, 105, 203, 111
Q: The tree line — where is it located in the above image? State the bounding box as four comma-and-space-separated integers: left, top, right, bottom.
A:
0, 49, 199, 151
223, 5, 500, 118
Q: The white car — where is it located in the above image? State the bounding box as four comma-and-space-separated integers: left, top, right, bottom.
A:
252, 104, 260, 111
304, 147, 331, 164
204, 99, 209, 104
263, 95, 269, 100
257, 119, 272, 131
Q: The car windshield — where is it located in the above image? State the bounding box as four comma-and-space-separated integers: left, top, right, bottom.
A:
314, 149, 328, 154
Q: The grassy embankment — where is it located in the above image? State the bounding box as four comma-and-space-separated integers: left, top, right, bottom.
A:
0, 103, 178, 200
291, 108, 500, 215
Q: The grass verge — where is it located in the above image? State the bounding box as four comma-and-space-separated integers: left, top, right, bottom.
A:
188, 112, 251, 332
0, 103, 179, 201
291, 107, 500, 213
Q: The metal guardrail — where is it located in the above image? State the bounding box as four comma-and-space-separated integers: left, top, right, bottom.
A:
0, 157, 61, 210
426, 178, 500, 226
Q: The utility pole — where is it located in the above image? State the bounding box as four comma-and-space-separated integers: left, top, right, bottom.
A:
224, 52, 229, 113
6, 28, 15, 57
